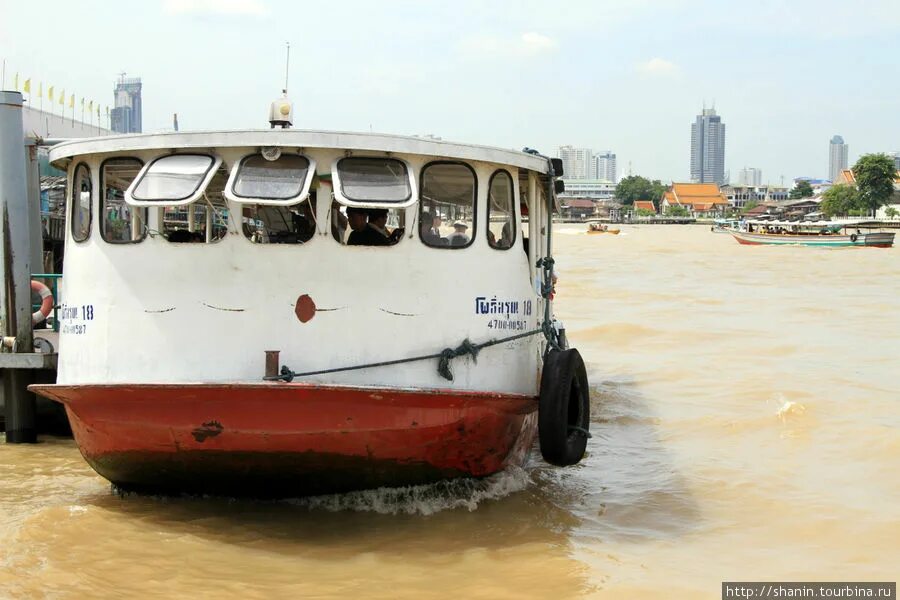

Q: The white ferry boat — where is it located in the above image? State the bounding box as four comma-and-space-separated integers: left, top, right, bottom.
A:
30, 98, 591, 497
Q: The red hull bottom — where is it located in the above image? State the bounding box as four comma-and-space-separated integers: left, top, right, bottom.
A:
29, 383, 538, 497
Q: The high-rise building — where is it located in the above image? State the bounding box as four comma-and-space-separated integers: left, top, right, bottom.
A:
888, 151, 900, 171
690, 107, 726, 185
111, 74, 142, 134
594, 151, 617, 183
737, 167, 762, 186
558, 146, 594, 179
828, 135, 848, 182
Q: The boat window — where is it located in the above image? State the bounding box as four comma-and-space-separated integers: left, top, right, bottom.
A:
334, 157, 414, 206
71, 163, 92, 242
487, 170, 516, 250
161, 164, 229, 243
242, 192, 317, 244
101, 158, 147, 244
519, 170, 530, 256
226, 153, 315, 205
419, 162, 476, 249
331, 200, 406, 246
129, 154, 219, 204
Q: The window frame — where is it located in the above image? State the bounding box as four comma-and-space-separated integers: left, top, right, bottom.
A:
331, 156, 418, 208
125, 153, 222, 207
487, 169, 517, 251
70, 162, 93, 243
223, 152, 317, 206
417, 160, 478, 250
100, 157, 147, 244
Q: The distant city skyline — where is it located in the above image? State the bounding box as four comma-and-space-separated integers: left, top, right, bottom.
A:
557, 146, 594, 180
594, 151, 617, 183
690, 107, 726, 185
557, 146, 618, 182
737, 167, 763, 186
2, 0, 898, 183
110, 74, 142, 134
828, 135, 848, 182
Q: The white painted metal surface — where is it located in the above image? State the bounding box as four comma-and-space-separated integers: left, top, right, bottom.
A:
48, 130, 551, 174
54, 132, 555, 396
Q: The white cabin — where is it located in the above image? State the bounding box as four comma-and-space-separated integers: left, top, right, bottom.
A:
48, 130, 559, 396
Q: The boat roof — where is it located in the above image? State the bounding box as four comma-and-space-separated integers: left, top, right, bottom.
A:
744, 219, 876, 227
47, 129, 552, 173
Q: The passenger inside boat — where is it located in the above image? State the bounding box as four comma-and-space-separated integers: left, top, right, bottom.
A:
346, 208, 403, 246
431, 213, 443, 239
447, 221, 470, 246
241, 200, 315, 244
419, 211, 441, 245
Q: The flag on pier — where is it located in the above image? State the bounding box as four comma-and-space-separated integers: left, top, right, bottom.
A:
23, 78, 31, 93
48, 86, 54, 102
69, 94, 74, 108
59, 89, 65, 105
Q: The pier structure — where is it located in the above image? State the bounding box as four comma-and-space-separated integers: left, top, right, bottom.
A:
0, 90, 59, 442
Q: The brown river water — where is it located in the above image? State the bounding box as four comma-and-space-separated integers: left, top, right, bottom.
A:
1, 224, 898, 598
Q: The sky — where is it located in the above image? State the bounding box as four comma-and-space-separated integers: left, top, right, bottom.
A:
2, 0, 899, 183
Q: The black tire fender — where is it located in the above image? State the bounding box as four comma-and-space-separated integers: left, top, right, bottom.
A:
850, 233, 858, 243
538, 348, 590, 466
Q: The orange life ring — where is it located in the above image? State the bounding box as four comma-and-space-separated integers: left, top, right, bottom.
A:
31, 280, 53, 325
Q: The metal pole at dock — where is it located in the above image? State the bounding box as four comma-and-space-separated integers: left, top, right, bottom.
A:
0, 90, 37, 443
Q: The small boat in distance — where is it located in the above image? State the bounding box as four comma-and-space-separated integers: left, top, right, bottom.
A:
711, 218, 740, 233
728, 220, 895, 247
587, 222, 620, 235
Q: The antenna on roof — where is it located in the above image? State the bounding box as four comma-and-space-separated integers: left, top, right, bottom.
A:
269, 42, 294, 129
284, 42, 290, 95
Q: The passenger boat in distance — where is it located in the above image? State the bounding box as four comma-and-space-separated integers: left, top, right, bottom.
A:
29, 95, 591, 498
587, 222, 620, 235
710, 218, 740, 233
728, 220, 895, 248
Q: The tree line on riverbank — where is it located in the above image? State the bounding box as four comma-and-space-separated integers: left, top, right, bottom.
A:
611, 153, 898, 219
820, 154, 898, 218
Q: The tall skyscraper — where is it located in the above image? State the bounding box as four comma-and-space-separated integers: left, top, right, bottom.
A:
558, 146, 594, 179
594, 151, 617, 183
828, 135, 848, 182
690, 107, 726, 185
888, 151, 899, 172
110, 74, 142, 134
737, 167, 762, 186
